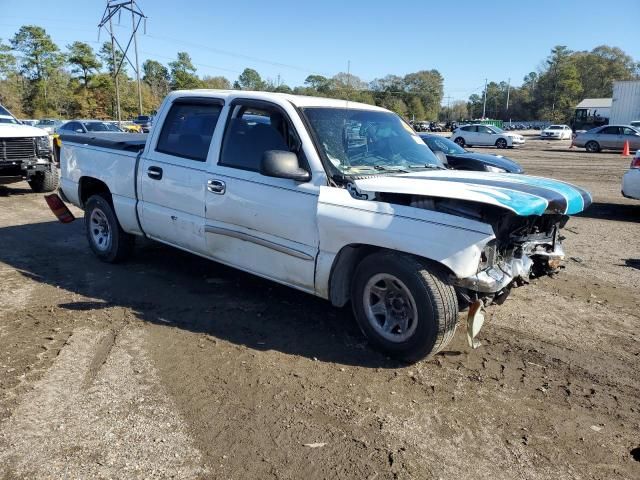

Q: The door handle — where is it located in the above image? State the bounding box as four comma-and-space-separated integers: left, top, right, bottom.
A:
147, 166, 163, 180
207, 179, 226, 194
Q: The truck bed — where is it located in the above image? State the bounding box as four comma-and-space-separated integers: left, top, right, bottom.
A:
59, 132, 148, 152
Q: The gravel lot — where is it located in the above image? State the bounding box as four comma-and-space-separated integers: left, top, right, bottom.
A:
1, 135, 639, 479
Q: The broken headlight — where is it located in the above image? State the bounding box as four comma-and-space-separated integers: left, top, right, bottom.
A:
478, 240, 498, 271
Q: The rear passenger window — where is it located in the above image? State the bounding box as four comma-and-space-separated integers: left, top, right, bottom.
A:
156, 101, 222, 161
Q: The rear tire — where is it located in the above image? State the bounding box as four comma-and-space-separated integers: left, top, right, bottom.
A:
454, 137, 465, 147
28, 164, 59, 193
351, 252, 458, 363
84, 194, 134, 263
585, 141, 600, 153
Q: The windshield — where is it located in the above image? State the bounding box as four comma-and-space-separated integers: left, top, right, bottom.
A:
84, 122, 121, 132
0, 116, 19, 125
421, 135, 466, 155
301, 107, 444, 174
548, 125, 563, 130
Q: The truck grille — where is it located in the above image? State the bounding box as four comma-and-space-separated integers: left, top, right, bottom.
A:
1, 137, 37, 162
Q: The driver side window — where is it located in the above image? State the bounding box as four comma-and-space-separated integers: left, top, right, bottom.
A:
219, 102, 301, 172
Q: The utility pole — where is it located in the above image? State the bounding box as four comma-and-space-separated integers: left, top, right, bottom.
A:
482, 78, 487, 119
506, 77, 511, 112
98, 0, 147, 120
445, 95, 452, 121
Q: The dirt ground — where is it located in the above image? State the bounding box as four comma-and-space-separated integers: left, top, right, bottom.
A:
0, 135, 639, 479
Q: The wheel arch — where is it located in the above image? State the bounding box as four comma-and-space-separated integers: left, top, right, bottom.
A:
326, 243, 456, 308
78, 176, 112, 208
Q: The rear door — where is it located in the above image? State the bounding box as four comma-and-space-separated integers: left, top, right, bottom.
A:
138, 97, 224, 255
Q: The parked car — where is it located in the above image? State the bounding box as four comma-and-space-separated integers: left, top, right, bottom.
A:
34, 119, 64, 134
0, 104, 59, 192
451, 124, 525, 149
20, 119, 38, 126
58, 120, 124, 134
573, 125, 640, 152
622, 150, 640, 200
419, 133, 523, 173
540, 124, 572, 140
52, 90, 591, 361
630, 120, 640, 129
107, 121, 142, 133
133, 115, 153, 133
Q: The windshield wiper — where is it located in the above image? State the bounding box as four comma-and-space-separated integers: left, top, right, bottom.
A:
408, 164, 446, 170
373, 165, 409, 173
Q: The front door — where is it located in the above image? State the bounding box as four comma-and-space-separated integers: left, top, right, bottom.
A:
138, 97, 224, 255
204, 99, 319, 292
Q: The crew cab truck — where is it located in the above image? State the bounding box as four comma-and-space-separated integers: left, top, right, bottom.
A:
55, 90, 591, 362
1, 104, 59, 192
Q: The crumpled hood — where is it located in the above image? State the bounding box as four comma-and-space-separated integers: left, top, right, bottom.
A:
354, 170, 592, 216
0, 122, 49, 138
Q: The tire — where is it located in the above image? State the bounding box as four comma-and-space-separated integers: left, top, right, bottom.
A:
454, 137, 465, 147
585, 140, 600, 153
351, 252, 458, 363
495, 138, 508, 149
28, 164, 59, 193
84, 194, 134, 263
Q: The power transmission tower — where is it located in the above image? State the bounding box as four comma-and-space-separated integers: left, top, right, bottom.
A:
98, 0, 147, 121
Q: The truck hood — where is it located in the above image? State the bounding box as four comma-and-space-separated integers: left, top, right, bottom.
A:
0, 122, 49, 138
354, 170, 591, 216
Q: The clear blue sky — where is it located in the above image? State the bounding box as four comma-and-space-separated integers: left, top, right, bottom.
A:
1, 0, 638, 103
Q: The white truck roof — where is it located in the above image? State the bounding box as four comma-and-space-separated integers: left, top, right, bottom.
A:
168, 89, 387, 111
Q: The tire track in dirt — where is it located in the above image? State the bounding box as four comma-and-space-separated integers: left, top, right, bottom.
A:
0, 327, 207, 479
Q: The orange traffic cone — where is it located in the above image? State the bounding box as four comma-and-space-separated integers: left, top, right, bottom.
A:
622, 140, 630, 156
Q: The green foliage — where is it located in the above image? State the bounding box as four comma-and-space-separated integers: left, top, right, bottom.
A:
169, 52, 201, 90
67, 41, 101, 86
233, 68, 265, 90
1, 24, 638, 125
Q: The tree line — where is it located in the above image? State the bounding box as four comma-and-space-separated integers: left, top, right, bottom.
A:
0, 25, 638, 123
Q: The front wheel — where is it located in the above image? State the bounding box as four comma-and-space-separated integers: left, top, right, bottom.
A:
495, 138, 508, 149
84, 194, 134, 263
585, 141, 600, 153
28, 164, 59, 193
351, 252, 458, 363
454, 137, 465, 147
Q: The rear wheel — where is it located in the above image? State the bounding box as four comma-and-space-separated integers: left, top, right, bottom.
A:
84, 194, 134, 263
454, 137, 465, 147
495, 138, 508, 149
351, 252, 458, 363
585, 140, 600, 153
28, 164, 59, 193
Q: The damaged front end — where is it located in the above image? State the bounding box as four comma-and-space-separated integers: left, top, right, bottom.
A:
455, 212, 569, 300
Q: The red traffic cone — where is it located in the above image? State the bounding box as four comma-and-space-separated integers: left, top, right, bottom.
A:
622, 140, 630, 157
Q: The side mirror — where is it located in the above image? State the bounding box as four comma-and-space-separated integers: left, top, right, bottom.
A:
260, 150, 310, 182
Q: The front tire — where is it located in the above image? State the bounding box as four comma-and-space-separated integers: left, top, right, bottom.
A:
28, 164, 59, 193
585, 140, 600, 153
84, 194, 134, 263
495, 138, 508, 149
454, 137, 465, 147
351, 252, 458, 363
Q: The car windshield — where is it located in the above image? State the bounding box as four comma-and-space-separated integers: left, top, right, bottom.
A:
548, 125, 563, 130
0, 116, 19, 124
301, 107, 444, 174
84, 122, 121, 132
422, 135, 466, 155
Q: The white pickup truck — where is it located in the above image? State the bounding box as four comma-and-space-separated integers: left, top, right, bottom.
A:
54, 90, 591, 361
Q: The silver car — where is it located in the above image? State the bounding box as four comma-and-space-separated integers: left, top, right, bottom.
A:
574, 125, 640, 152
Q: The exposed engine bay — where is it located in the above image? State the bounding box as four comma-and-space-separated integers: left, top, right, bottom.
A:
373, 191, 570, 306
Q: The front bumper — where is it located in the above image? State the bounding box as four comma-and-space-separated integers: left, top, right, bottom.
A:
510, 137, 526, 145
455, 242, 565, 293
